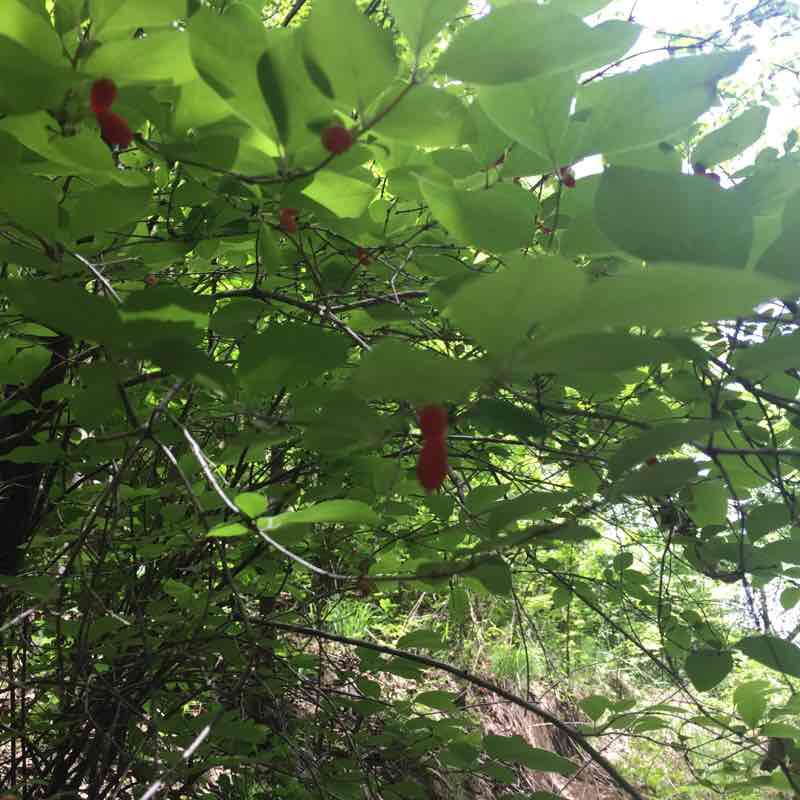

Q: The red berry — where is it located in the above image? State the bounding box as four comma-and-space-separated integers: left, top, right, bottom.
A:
416, 437, 448, 492
321, 125, 353, 155
90, 78, 117, 114
356, 247, 371, 266
559, 166, 576, 188
145, 273, 158, 287
646, 457, 658, 466
279, 207, 298, 234
96, 110, 133, 148
418, 405, 448, 438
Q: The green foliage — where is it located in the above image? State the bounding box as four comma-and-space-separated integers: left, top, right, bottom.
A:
1, 2, 799, 800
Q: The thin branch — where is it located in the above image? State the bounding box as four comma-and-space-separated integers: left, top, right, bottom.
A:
282, 0, 308, 26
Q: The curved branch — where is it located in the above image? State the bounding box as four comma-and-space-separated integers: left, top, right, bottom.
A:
272, 622, 648, 800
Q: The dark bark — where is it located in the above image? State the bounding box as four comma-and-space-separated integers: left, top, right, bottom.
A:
0, 335, 70, 576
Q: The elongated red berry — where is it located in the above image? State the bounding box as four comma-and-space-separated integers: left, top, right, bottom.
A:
321, 124, 353, 155
417, 437, 448, 492
279, 207, 298, 234
96, 110, 133, 148
356, 247, 371, 266
90, 78, 117, 114
418, 405, 448, 438
559, 166, 576, 188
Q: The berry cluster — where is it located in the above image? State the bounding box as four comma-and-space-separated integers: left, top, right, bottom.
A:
559, 166, 576, 188
279, 207, 299, 234
321, 124, 353, 155
416, 405, 448, 492
90, 78, 133, 149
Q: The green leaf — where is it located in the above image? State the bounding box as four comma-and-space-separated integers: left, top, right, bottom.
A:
738, 635, 800, 679
782, 588, 800, 611
469, 398, 547, 440
487, 492, 570, 532
211, 299, 266, 339
739, 151, 800, 216
613, 552, 634, 571
68, 183, 152, 240
374, 85, 469, 148
188, 6, 279, 141
258, 223, 282, 272
755, 189, 800, 281
239, 322, 351, 396
121, 286, 211, 336
609, 141, 683, 174
92, 0, 186, 34
467, 100, 514, 170
558, 263, 793, 337
761, 722, 800, 740
0, 339, 50, 385
387, 0, 466, 56
425, 494, 455, 522
258, 29, 336, 147
235, 492, 267, 519
483, 734, 577, 775
138, 338, 235, 395
467, 556, 512, 596
257, 50, 289, 144
302, 0, 397, 109
207, 522, 249, 539
594, 167, 754, 268
447, 256, 585, 355
259, 500, 378, 530
569, 464, 601, 495
435, 4, 600, 86
693, 107, 770, 169
685, 651, 733, 692
1, 279, 124, 344
609, 420, 728, 477
85, 30, 196, 85
0, 172, 62, 239
614, 459, 699, 498
1, 442, 65, 464
418, 177, 537, 253
522, 333, 685, 376
397, 629, 446, 652
302, 170, 375, 218
414, 690, 458, 711
3, 0, 63, 63
0, 37, 75, 114
747, 503, 791, 539
734, 680, 769, 728
479, 70, 575, 164
579, 695, 611, 722
734, 331, 800, 378
566, 50, 750, 160
687, 481, 729, 527
384, 780, 427, 800
351, 339, 487, 404
538, 523, 601, 544
576, 20, 642, 73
